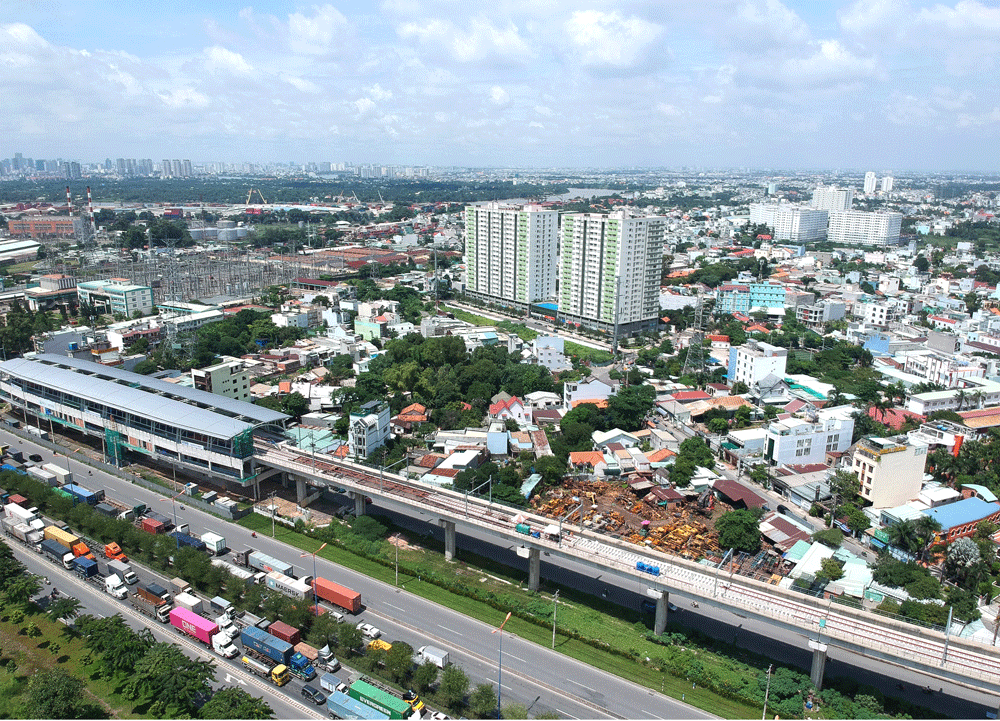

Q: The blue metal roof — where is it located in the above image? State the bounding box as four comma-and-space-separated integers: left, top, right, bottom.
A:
922, 497, 999, 531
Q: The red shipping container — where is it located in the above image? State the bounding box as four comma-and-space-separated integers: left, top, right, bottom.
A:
312, 577, 361, 614
268, 620, 300, 645
142, 518, 165, 534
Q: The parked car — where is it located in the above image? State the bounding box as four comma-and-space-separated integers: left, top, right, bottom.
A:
301, 685, 327, 705
29, 454, 43, 462
356, 622, 381, 639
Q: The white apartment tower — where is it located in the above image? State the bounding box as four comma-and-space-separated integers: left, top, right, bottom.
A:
827, 211, 902, 247
749, 204, 829, 242
558, 211, 665, 335
464, 202, 559, 309
881, 176, 894, 193
811, 185, 855, 212
864, 172, 877, 194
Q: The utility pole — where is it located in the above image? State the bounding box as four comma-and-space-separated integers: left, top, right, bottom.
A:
761, 664, 773, 720
552, 590, 559, 649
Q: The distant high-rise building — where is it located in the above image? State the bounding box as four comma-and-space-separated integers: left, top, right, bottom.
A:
558, 210, 665, 335
766, 182, 778, 195
182, 159, 192, 177
464, 202, 559, 310
864, 172, 877, 194
749, 204, 828, 242
161, 159, 172, 177
827, 211, 902, 247
881, 176, 894, 193
811, 185, 855, 212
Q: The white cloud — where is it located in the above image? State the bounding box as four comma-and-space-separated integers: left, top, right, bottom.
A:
529, 121, 544, 128
702, 95, 722, 104
288, 4, 350, 55
658, 103, 683, 116
490, 86, 510, 106
354, 97, 376, 114
732, 0, 809, 49
565, 10, 662, 68
159, 86, 210, 109
398, 16, 532, 63
365, 84, 393, 102
204, 46, 253, 76
284, 75, 321, 94
777, 39, 879, 87
534, 105, 553, 116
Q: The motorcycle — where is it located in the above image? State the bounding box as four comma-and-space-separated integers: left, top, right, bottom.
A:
251, 532, 257, 538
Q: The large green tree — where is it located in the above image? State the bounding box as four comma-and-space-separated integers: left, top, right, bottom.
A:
200, 688, 276, 719
715, 508, 763, 554
124, 642, 215, 716
24, 669, 94, 719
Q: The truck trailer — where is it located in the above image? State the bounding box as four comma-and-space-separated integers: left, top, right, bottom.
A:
200, 531, 226, 556
240, 625, 316, 681
40, 538, 74, 569
211, 558, 265, 585
169, 607, 238, 658
43, 525, 94, 560
328, 690, 390, 720
1, 516, 42, 547
73, 556, 99, 579
241, 656, 290, 687
313, 576, 362, 614
107, 559, 138, 585
265, 571, 311, 600
174, 591, 204, 615
132, 585, 171, 622
416, 646, 450, 669
348, 677, 422, 720
237, 548, 294, 577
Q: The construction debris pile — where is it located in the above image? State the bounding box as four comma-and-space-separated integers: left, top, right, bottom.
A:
531, 479, 722, 556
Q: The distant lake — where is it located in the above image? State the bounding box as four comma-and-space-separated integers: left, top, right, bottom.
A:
545, 188, 637, 202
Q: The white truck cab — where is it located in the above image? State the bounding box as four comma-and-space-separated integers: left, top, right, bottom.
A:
105, 574, 128, 599
211, 631, 239, 659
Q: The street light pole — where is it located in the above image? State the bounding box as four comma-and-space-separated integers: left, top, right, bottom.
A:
270, 491, 276, 538
301, 543, 327, 615
762, 664, 773, 720
551, 590, 558, 649
491, 611, 511, 720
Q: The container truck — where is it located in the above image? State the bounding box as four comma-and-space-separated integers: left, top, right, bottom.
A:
107, 560, 138, 585
103, 542, 128, 562
145, 582, 171, 603
62, 483, 101, 506
40, 538, 75, 569
295, 641, 337, 670
215, 613, 238, 639
236, 548, 294, 577
141, 517, 165, 534
41, 463, 72, 484
73, 556, 99, 579
132, 585, 171, 622
199, 531, 226, 556
240, 625, 316, 681
210, 558, 265, 585
265, 570, 311, 600
169, 607, 238, 658
43, 526, 95, 560
210, 596, 234, 617
170, 578, 191, 595
174, 591, 204, 615
416, 646, 450, 669
313, 576, 362, 614
26, 467, 57, 486
268, 620, 300, 645
319, 672, 348, 695
105, 574, 128, 599
328, 690, 391, 721
241, 656, 290, 687
1, 517, 42, 548
4, 502, 39, 525
95, 503, 118, 519
170, 532, 206, 552
349, 677, 423, 719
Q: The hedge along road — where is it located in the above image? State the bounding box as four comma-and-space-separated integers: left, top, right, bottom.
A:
2, 429, 708, 720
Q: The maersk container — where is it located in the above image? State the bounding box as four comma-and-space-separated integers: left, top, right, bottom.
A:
169, 606, 218, 645
265, 571, 311, 600
247, 550, 293, 577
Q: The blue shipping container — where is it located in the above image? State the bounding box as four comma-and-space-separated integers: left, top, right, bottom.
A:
171, 532, 206, 551
241, 625, 292, 665
74, 556, 99, 578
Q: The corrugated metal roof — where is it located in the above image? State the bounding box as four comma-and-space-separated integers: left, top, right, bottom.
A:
2, 355, 287, 439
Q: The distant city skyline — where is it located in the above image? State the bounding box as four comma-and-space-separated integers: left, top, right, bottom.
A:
2, 1, 999, 171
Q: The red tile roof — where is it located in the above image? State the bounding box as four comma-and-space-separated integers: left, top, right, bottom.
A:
868, 406, 925, 431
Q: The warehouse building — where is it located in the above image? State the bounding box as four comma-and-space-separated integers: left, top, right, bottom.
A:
0, 354, 289, 488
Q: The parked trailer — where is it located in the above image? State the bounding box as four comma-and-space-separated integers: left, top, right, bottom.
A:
107, 560, 138, 585
200, 531, 226, 556
62, 483, 103, 505
348, 677, 421, 720
211, 558, 264, 584
145, 582, 171, 603
328, 690, 390, 721
313, 577, 362, 614
43, 526, 94, 559
95, 503, 118, 519
132, 587, 171, 622
73, 556, 99, 579
40, 538, 75, 569
240, 626, 316, 681
241, 656, 290, 687
169, 607, 238, 658
265, 571, 311, 600
26, 467, 57, 486
174, 591, 204, 615
4, 502, 39, 525
320, 672, 348, 696
268, 620, 301, 645
41, 463, 72, 484
237, 548, 294, 577
295, 641, 336, 669
171, 532, 206, 552
1, 517, 42, 547
141, 518, 165, 534
416, 646, 450, 669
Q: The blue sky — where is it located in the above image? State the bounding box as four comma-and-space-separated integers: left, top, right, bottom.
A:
2, 0, 999, 170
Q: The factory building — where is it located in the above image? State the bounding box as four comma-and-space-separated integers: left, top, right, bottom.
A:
0, 354, 288, 487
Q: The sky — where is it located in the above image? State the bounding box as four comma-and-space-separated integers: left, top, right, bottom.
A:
2, 0, 999, 171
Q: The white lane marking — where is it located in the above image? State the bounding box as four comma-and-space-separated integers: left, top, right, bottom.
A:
556, 711, 579, 719
568, 679, 589, 689
505, 653, 525, 663
385, 603, 405, 612
224, 673, 247, 686
437, 625, 459, 634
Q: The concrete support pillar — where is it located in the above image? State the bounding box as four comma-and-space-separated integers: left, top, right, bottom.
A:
655, 592, 668, 636
439, 520, 456, 561
808, 640, 828, 691
353, 492, 367, 517
280, 472, 290, 489
296, 477, 307, 504
528, 547, 541, 591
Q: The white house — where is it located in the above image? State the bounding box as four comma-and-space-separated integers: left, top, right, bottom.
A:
348, 400, 390, 459
564, 378, 616, 410
763, 406, 855, 466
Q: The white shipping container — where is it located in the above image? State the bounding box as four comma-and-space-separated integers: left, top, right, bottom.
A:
3, 502, 38, 524
174, 591, 204, 615
200, 532, 227, 556
42, 463, 72, 484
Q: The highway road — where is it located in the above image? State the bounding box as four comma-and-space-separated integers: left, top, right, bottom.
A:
6, 539, 321, 720
1, 430, 710, 720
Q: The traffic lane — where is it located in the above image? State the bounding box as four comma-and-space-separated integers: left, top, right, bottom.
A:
13, 452, 642, 719
7, 542, 322, 720
374, 503, 998, 717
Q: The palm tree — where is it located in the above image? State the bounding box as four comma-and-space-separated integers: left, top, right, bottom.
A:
955, 388, 967, 412
886, 519, 920, 557
47, 596, 82, 622
914, 515, 943, 564
971, 390, 984, 410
